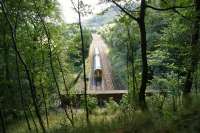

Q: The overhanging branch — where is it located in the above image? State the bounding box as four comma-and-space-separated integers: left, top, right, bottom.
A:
146, 4, 194, 11
110, 0, 139, 22
146, 4, 193, 21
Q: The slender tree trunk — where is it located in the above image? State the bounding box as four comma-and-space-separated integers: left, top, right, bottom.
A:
40, 82, 49, 128
172, 95, 177, 112
40, 47, 49, 128
4, 44, 9, 81
57, 55, 74, 125
138, 0, 148, 110
184, 0, 200, 94
131, 43, 137, 94
78, 3, 90, 124
127, 25, 135, 104
194, 73, 198, 95
15, 53, 32, 132
0, 110, 6, 133
57, 55, 69, 94
127, 27, 130, 91
127, 25, 137, 97
28, 106, 39, 133
23, 110, 32, 132
1, 28, 7, 133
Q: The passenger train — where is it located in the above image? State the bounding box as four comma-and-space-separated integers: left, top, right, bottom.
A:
93, 48, 102, 84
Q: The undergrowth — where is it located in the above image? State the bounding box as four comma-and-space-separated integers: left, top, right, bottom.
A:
7, 95, 200, 133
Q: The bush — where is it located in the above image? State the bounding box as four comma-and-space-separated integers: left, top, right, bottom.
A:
80, 96, 97, 114
106, 98, 119, 113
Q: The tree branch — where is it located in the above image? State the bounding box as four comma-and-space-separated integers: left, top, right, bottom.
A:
161, 0, 193, 21
146, 4, 194, 11
173, 8, 193, 22
147, 0, 194, 21
110, 0, 139, 22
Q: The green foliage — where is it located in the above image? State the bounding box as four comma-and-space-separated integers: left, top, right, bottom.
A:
1, 0, 200, 132
0, 0, 92, 128
99, 6, 196, 94
105, 98, 119, 113
99, 20, 139, 87
64, 24, 92, 71
80, 96, 97, 114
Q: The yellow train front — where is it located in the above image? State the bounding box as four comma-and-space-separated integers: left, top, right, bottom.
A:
93, 48, 102, 85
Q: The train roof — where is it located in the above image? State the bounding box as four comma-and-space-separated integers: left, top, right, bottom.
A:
94, 48, 100, 55
94, 55, 102, 70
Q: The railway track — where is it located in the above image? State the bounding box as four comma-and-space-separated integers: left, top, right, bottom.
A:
88, 34, 115, 91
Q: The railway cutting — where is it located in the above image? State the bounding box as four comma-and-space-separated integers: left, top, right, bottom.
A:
75, 33, 127, 101
88, 34, 116, 92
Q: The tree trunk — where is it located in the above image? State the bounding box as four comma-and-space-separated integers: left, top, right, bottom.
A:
40, 47, 49, 128
57, 55, 69, 94
15, 53, 32, 132
127, 25, 137, 96
78, 7, 90, 125
4, 42, 9, 81
28, 106, 39, 133
40, 83, 49, 128
57, 55, 74, 125
131, 42, 137, 94
127, 26, 130, 91
184, 0, 200, 94
138, 0, 148, 110
0, 110, 6, 133
23, 110, 32, 132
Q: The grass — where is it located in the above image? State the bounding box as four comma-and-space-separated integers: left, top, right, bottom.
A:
6, 95, 200, 133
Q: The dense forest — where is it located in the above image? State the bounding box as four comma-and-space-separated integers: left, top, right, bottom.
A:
0, 0, 200, 133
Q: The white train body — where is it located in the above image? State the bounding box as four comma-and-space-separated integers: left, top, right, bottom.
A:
93, 48, 102, 82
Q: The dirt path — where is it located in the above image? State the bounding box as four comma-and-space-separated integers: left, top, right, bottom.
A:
88, 34, 115, 91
